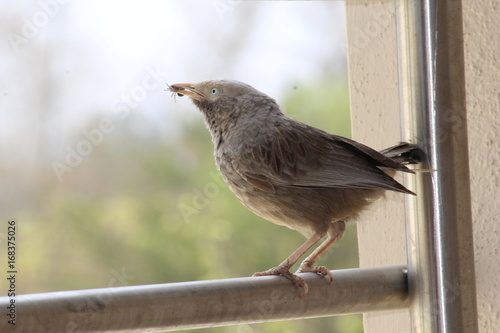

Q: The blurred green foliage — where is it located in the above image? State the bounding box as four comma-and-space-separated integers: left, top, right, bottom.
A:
20, 79, 362, 332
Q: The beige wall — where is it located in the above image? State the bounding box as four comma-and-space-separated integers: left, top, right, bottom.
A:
345, 0, 499, 332
463, 0, 500, 331
345, 1, 411, 332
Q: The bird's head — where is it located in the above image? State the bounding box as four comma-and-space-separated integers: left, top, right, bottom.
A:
168, 80, 281, 135
169, 79, 258, 103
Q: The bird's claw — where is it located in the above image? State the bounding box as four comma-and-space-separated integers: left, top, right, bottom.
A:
253, 266, 309, 297
296, 265, 334, 284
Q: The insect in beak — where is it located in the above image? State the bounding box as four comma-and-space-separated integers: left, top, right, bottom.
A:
165, 83, 185, 102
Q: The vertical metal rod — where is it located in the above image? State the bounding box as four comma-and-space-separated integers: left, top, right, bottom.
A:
396, 0, 479, 332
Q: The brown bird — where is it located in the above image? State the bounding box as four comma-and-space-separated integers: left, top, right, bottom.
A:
169, 80, 420, 296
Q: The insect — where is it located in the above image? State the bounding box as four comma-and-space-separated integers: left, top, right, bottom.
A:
165, 83, 184, 102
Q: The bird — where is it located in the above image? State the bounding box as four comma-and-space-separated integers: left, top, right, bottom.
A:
168, 79, 421, 296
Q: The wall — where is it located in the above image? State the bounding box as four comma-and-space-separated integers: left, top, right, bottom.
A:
345, 0, 499, 332
345, 1, 411, 332
463, 0, 500, 331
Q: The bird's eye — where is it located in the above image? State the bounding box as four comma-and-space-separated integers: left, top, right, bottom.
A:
210, 88, 218, 95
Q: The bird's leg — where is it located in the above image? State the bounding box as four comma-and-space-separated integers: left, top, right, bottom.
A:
253, 231, 324, 296
296, 221, 346, 284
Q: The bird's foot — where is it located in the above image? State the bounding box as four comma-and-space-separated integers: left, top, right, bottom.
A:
296, 263, 334, 284
253, 265, 309, 297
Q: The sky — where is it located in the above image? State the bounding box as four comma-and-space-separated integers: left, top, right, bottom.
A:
0, 0, 347, 212
1, 1, 346, 116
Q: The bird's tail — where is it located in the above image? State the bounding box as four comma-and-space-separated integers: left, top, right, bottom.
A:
379, 142, 425, 165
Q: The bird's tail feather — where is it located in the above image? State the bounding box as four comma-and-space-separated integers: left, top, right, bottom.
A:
379, 142, 424, 165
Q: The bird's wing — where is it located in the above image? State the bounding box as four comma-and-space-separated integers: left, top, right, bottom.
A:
234, 121, 414, 194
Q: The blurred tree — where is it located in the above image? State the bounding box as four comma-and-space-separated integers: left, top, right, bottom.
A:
20, 79, 362, 333
3, 1, 360, 331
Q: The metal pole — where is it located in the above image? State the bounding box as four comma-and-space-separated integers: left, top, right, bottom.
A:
0, 266, 408, 333
396, 0, 479, 332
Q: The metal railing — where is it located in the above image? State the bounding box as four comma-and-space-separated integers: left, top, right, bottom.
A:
397, 0, 479, 331
0, 266, 407, 332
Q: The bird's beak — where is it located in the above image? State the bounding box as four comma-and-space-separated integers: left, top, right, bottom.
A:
168, 83, 205, 101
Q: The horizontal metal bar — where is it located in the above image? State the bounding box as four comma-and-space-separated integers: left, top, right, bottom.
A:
1, 266, 408, 332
